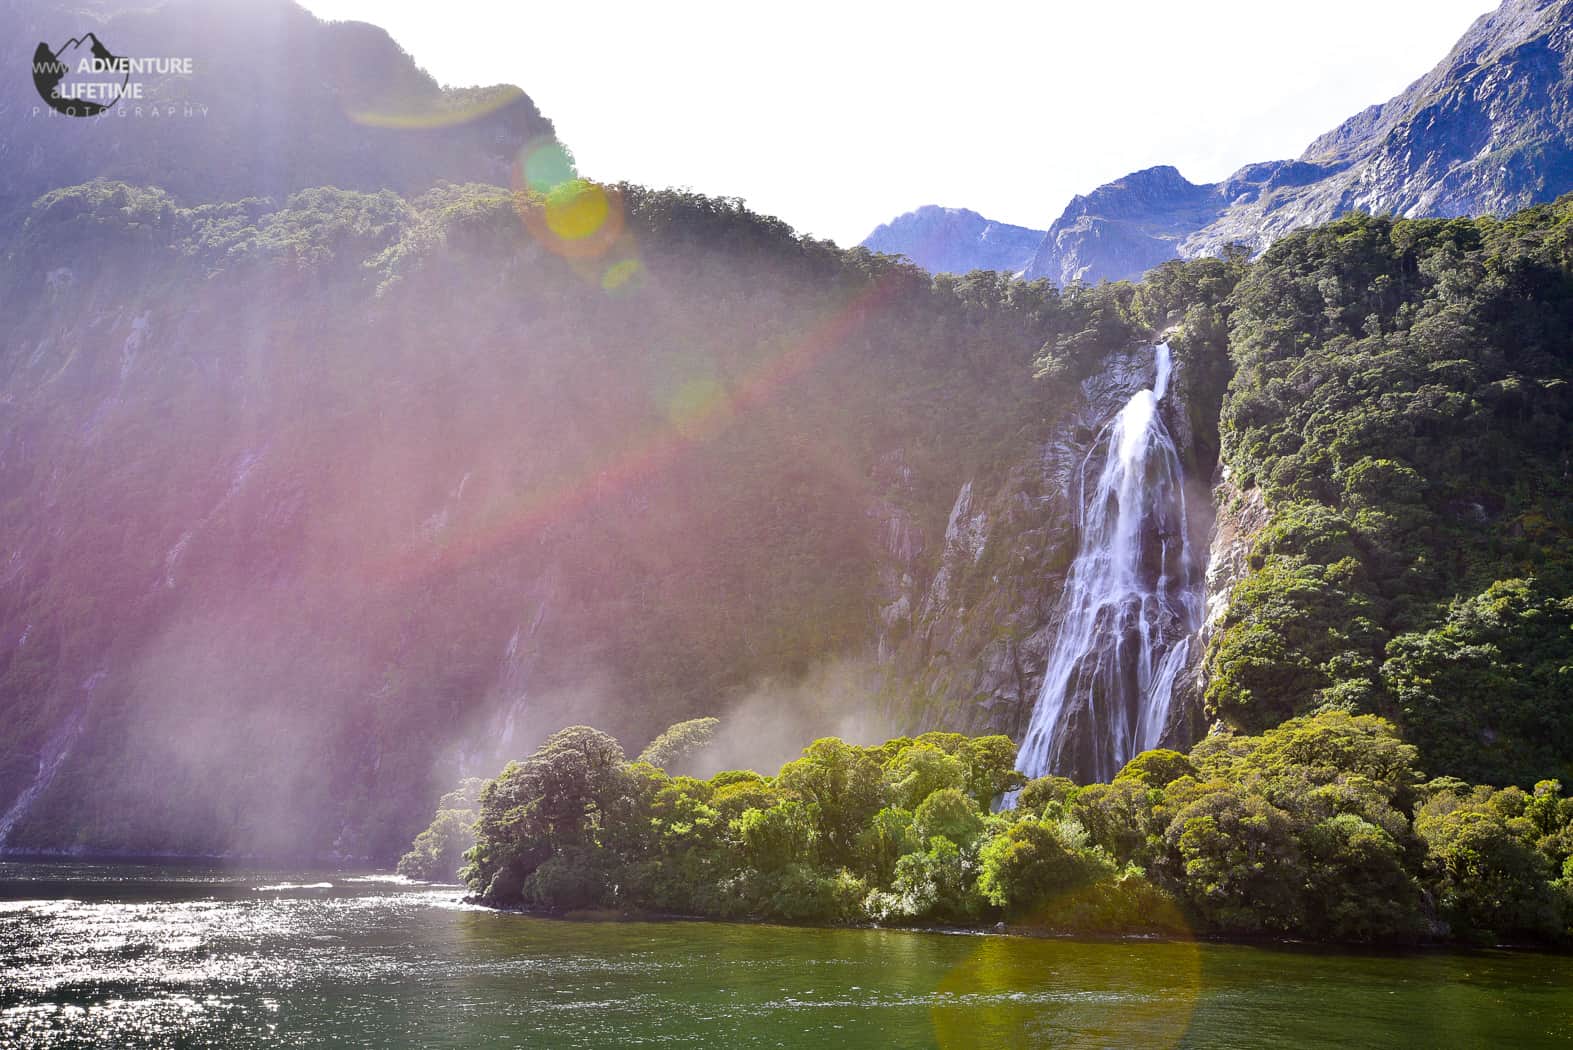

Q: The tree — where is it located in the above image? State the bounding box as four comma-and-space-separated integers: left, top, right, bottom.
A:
462, 726, 634, 902
736, 801, 816, 873
776, 738, 884, 866
1016, 775, 1076, 817
1070, 779, 1160, 867
1163, 783, 1307, 934
868, 835, 983, 923
637, 716, 721, 772
1416, 789, 1564, 940
913, 788, 985, 849
1300, 813, 1423, 941
397, 776, 485, 881
1115, 749, 1198, 788
396, 809, 475, 882
977, 818, 1096, 915
883, 743, 966, 811
855, 806, 920, 883
1384, 580, 1573, 785
958, 735, 1028, 806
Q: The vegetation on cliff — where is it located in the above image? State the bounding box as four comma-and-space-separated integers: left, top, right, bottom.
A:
895, 200, 1573, 791
1211, 206, 1573, 786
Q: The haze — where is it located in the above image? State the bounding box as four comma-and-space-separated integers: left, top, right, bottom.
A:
298, 0, 1495, 245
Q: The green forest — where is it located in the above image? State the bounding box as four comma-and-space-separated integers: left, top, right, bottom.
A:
1209, 207, 1573, 787
406, 716, 1572, 945
393, 195, 1573, 945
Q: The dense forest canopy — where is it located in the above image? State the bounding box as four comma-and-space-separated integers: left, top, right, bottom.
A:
1211, 207, 1573, 785
435, 715, 1573, 945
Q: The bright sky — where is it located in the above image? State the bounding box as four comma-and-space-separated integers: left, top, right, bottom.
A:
300, 0, 1496, 246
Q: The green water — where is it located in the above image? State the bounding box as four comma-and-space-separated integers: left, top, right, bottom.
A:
1, 861, 1570, 1048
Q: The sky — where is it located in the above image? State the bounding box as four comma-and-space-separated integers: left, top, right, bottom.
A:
299, 0, 1497, 246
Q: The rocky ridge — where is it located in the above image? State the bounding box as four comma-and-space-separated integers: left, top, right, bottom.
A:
871, 0, 1573, 286
860, 206, 1045, 276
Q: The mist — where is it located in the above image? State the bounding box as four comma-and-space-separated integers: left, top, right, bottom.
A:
680, 656, 895, 779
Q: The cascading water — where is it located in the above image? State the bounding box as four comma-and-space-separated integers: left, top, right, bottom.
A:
0, 706, 86, 848
1015, 343, 1203, 784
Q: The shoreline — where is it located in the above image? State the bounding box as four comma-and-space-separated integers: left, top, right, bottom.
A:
4, 854, 1566, 956
461, 895, 1573, 957
0, 847, 380, 867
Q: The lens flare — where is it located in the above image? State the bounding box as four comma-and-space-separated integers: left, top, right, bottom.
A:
932, 876, 1200, 1049
511, 139, 640, 279
347, 85, 528, 129
519, 139, 576, 193
516, 179, 626, 260
545, 182, 611, 241
363, 274, 901, 590
665, 377, 734, 441
601, 258, 643, 292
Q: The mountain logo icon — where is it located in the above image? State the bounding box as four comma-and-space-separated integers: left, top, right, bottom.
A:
32, 32, 129, 117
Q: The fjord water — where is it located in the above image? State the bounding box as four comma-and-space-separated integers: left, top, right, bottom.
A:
1017, 343, 1203, 782
3, 862, 1570, 1048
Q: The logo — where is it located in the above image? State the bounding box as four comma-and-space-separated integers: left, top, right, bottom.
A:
31, 32, 196, 119
33, 33, 127, 117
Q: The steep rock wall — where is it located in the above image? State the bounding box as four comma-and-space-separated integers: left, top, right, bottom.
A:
884, 342, 1220, 745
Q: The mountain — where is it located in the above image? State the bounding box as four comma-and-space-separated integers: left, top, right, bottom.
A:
1192, 0, 1573, 254
1038, 0, 1573, 283
1022, 165, 1229, 286
0, 0, 557, 229
878, 0, 1573, 285
0, 176, 1096, 860
859, 206, 1044, 275
2, 0, 1570, 867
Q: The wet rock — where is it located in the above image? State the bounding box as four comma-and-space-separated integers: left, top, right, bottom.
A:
888, 343, 1216, 748
1166, 472, 1272, 743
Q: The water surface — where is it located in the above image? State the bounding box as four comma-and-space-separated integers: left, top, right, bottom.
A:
2, 860, 1569, 1047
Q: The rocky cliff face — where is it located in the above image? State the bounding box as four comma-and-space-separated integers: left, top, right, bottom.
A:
882, 342, 1220, 743
1164, 470, 1272, 746
1182, 0, 1573, 261
859, 207, 1045, 275
1023, 166, 1225, 286
0, 175, 1072, 860
873, 0, 1573, 285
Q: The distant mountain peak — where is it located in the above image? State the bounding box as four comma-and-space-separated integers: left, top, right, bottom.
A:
860, 205, 1045, 276
899, 0, 1573, 286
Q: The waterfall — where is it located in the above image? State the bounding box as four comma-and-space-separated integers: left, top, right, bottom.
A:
0, 706, 87, 848
1015, 343, 1202, 784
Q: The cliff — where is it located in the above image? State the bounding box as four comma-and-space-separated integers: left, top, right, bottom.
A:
883, 338, 1224, 746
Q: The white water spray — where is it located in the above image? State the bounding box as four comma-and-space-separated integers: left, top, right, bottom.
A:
1015, 343, 1202, 783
